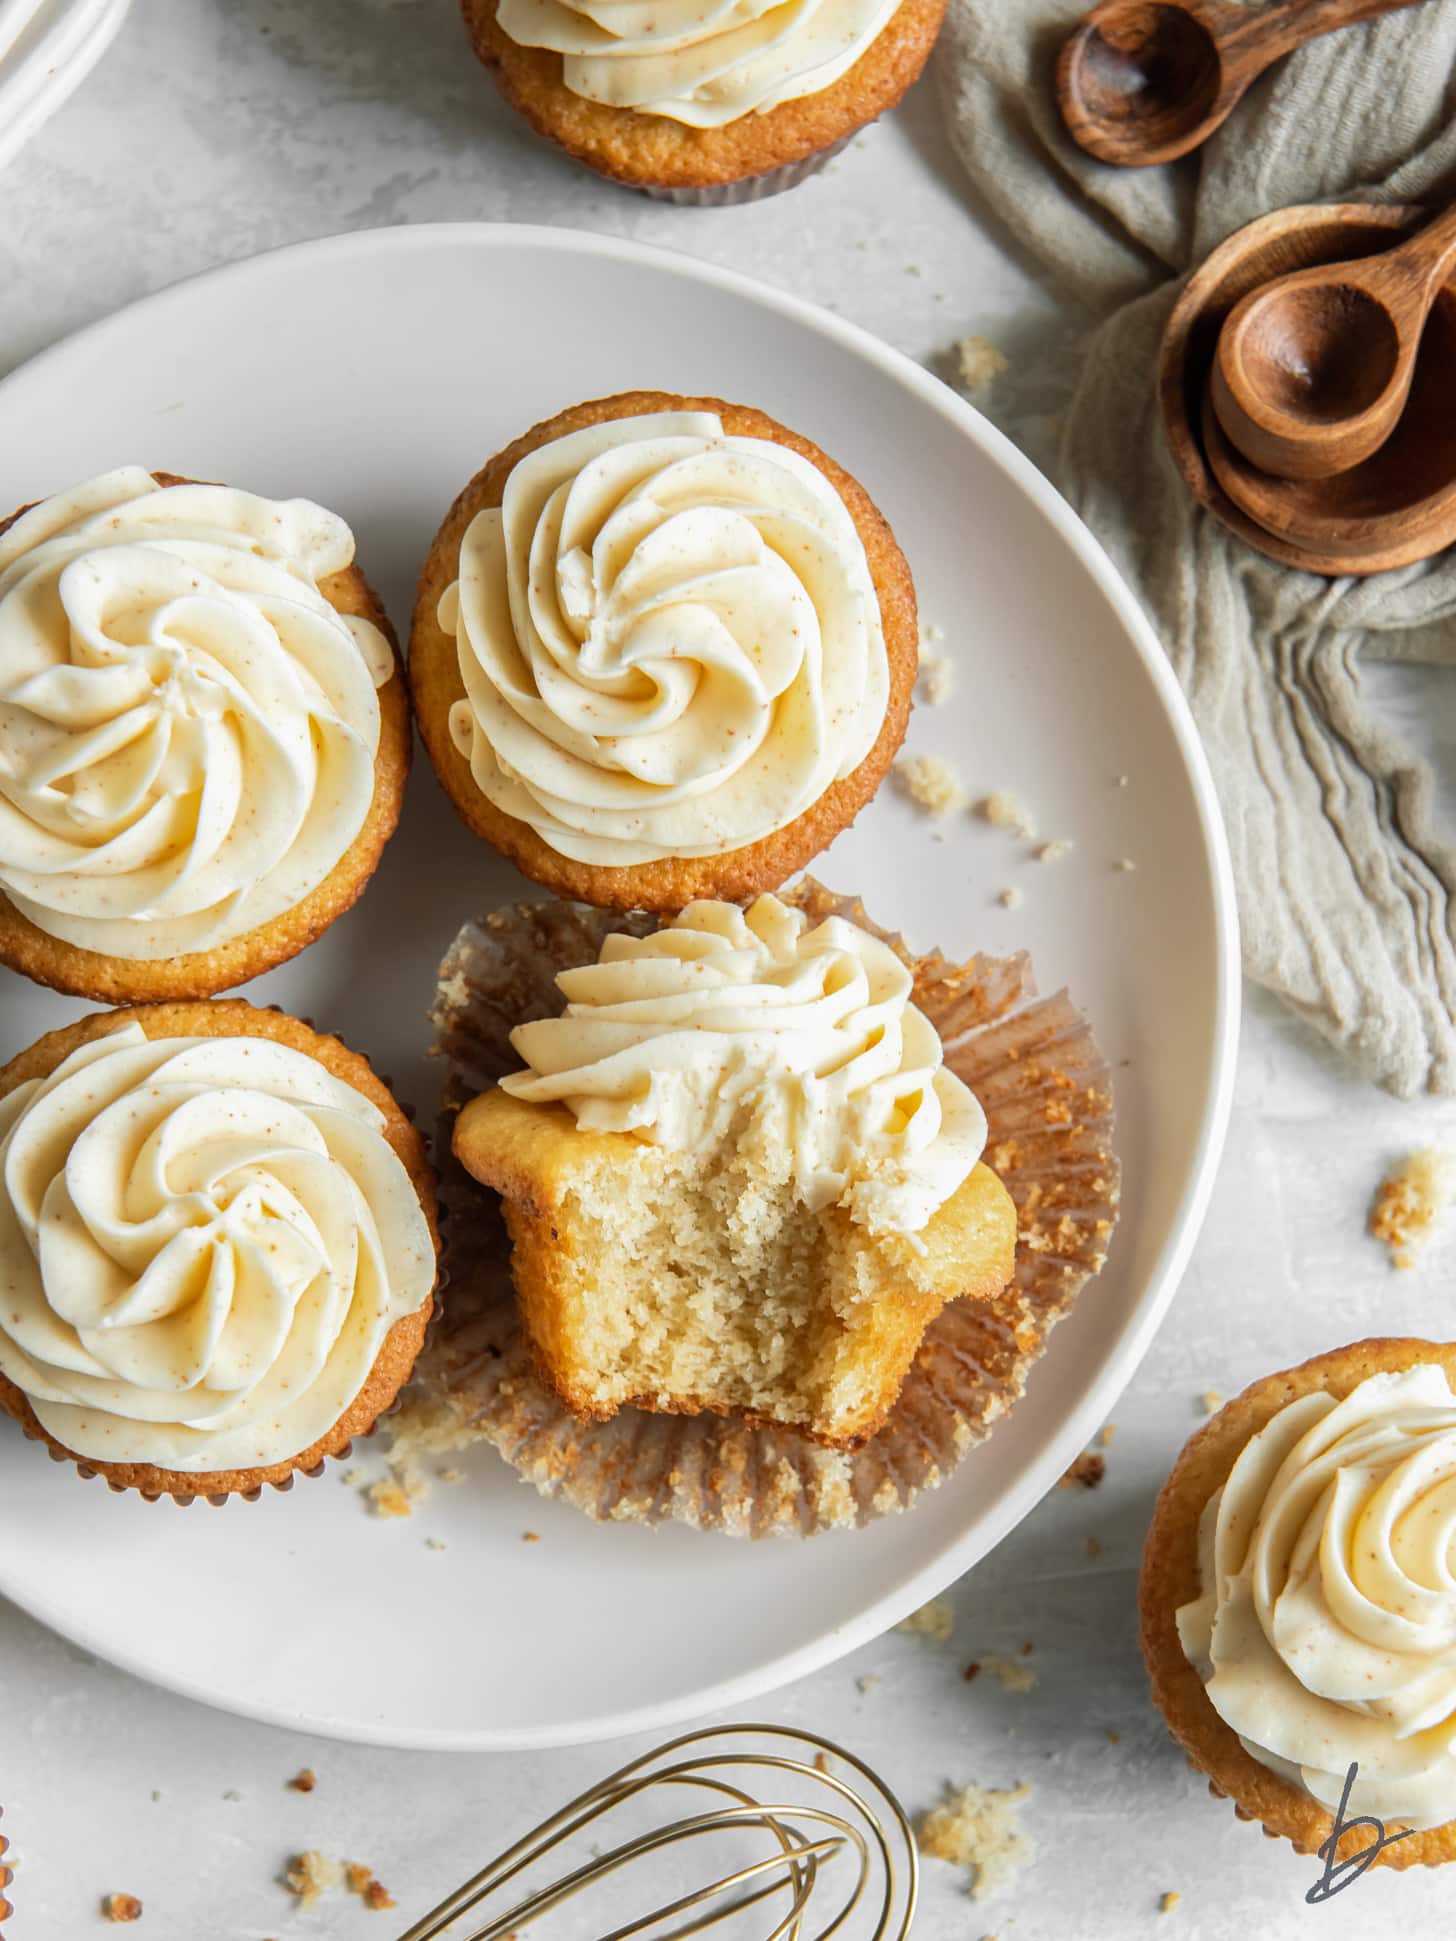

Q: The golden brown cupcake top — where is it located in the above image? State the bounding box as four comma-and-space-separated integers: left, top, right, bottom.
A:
439, 408, 890, 870
0, 1014, 436, 1474
0, 468, 394, 961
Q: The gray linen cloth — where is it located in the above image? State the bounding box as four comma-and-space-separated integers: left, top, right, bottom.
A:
937, 0, 1456, 1094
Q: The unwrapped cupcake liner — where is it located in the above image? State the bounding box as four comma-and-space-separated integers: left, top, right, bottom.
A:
636, 135, 853, 206
410, 880, 1120, 1537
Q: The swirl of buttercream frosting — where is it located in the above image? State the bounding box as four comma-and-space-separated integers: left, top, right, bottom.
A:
442, 411, 889, 869
0, 467, 394, 961
0, 1022, 435, 1472
494, 0, 903, 127
1178, 1363, 1456, 1831
499, 893, 986, 1236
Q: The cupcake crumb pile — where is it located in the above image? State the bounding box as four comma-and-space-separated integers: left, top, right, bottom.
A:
897, 1597, 955, 1643
894, 752, 967, 816
916, 1780, 1033, 1900
1369, 1147, 1456, 1268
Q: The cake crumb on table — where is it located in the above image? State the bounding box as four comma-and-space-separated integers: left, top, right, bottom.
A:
287, 1768, 316, 1794
1200, 1391, 1223, 1416
1058, 1451, 1105, 1489
439, 1467, 467, 1485
1099, 1423, 1116, 1447
1159, 1890, 1182, 1914
953, 335, 1010, 392
916, 1781, 1033, 1900
980, 1654, 1037, 1694
918, 653, 955, 707
894, 752, 967, 816
285, 1853, 344, 1907
103, 1894, 143, 1923
523, 1531, 541, 1543
856, 1673, 881, 1695
896, 1596, 955, 1643
367, 1479, 415, 1519
997, 887, 1022, 911
1369, 1147, 1456, 1268
977, 791, 1037, 841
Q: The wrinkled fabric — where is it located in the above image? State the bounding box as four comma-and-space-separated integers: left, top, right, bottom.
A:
938, 0, 1456, 1093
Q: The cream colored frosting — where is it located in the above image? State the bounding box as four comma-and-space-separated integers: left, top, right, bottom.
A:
0, 467, 393, 961
1177, 1364, 1456, 1831
495, 0, 902, 126
443, 411, 889, 868
500, 893, 986, 1236
0, 1023, 435, 1473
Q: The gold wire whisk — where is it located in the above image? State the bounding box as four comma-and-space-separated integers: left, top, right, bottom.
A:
396, 1722, 918, 1941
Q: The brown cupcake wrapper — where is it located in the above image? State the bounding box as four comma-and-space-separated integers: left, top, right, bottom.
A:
1, 1006, 446, 1509
413, 879, 1120, 1537
635, 136, 851, 205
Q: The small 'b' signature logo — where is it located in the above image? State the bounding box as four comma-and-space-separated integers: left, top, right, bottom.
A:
1305, 1762, 1417, 1903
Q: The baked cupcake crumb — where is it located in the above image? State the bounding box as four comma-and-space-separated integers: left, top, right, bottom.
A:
1199, 1390, 1223, 1415
1370, 1147, 1456, 1268
896, 1597, 955, 1642
977, 792, 1037, 840
997, 887, 1023, 911
103, 1895, 143, 1924
1059, 1451, 1105, 1489
285, 1854, 343, 1906
857, 1673, 881, 1695
953, 337, 1010, 393
894, 752, 967, 816
287, 1769, 316, 1794
916, 1781, 1033, 1899
1159, 1890, 1182, 1914
980, 1654, 1037, 1694
1036, 840, 1073, 864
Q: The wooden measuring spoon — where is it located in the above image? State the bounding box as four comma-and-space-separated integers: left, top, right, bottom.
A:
1058, 0, 1428, 167
1209, 202, 1456, 479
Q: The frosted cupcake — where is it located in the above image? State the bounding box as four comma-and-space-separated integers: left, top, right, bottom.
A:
417, 879, 1119, 1532
453, 891, 1018, 1446
1141, 1338, 1456, 1868
461, 0, 946, 202
0, 1002, 438, 1501
410, 392, 917, 912
0, 469, 410, 1002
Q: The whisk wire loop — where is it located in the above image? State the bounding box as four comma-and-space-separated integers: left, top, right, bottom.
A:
397, 1723, 917, 1941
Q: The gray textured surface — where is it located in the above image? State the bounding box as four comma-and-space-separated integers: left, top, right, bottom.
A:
2, 3, 1456, 1935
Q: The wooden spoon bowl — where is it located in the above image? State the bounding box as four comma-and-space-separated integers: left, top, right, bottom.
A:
1161, 203, 1456, 574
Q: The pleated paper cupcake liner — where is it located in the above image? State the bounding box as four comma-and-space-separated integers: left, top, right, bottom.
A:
406, 879, 1120, 1538
635, 136, 852, 206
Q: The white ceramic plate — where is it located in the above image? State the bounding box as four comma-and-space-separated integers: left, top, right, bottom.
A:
0, 225, 1238, 1751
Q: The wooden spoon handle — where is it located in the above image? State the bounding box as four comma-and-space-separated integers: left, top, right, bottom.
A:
1243, 0, 1430, 66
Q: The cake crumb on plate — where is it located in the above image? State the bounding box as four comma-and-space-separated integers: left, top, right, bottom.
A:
1036, 839, 1073, 864
916, 1781, 1033, 1900
1370, 1148, 1456, 1269
918, 653, 955, 707
285, 1853, 344, 1907
977, 791, 1037, 841
894, 753, 967, 816
897, 1597, 954, 1643
997, 887, 1022, 911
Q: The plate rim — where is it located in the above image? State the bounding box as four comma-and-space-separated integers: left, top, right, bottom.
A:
0, 220, 1241, 1751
